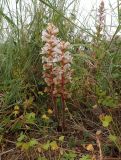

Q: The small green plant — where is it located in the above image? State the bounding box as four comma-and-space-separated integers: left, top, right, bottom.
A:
16, 132, 38, 151
80, 155, 91, 160
100, 115, 112, 127
96, 87, 118, 108
41, 140, 59, 151
61, 151, 77, 160
100, 115, 121, 151
59, 135, 65, 142
25, 112, 36, 124
108, 134, 117, 142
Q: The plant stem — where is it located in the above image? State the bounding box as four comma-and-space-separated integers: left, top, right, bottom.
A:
50, 65, 58, 121
61, 95, 65, 130
53, 96, 59, 121
96, 135, 103, 160
61, 48, 66, 131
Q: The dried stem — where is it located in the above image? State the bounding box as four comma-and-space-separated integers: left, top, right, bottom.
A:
96, 134, 103, 160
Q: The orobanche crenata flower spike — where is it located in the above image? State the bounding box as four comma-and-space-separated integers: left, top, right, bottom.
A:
40, 23, 73, 129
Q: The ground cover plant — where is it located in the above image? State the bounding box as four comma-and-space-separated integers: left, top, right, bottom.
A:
0, 0, 121, 159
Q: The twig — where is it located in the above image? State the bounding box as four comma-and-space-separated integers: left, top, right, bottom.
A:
0, 148, 15, 156
5, 139, 16, 144
96, 131, 103, 160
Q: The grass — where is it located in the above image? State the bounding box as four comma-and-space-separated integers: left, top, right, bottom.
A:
0, 0, 121, 159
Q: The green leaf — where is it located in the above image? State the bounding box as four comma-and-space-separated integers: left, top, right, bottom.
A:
29, 138, 38, 147
42, 141, 50, 151
16, 142, 23, 148
0, 9, 17, 28
21, 142, 30, 150
80, 155, 91, 160
17, 132, 27, 142
16, 142, 23, 147
59, 136, 64, 142
25, 112, 36, 124
63, 151, 77, 160
11, 121, 22, 131
109, 134, 117, 142
0, 135, 3, 143
102, 121, 110, 127
50, 141, 59, 150
102, 115, 112, 127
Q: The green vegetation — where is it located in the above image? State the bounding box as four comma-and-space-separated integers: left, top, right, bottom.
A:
0, 0, 121, 159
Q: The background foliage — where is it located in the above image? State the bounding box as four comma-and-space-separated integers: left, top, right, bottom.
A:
0, 0, 121, 159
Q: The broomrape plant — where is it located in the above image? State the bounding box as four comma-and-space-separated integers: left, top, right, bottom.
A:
40, 23, 73, 129
97, 0, 105, 35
